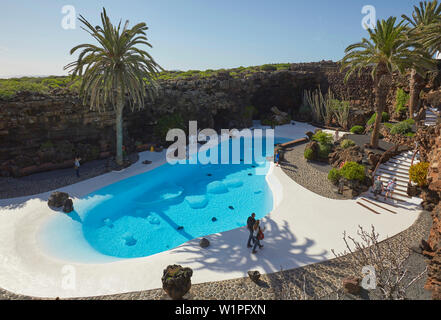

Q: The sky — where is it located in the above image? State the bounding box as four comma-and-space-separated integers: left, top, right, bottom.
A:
0, 0, 425, 78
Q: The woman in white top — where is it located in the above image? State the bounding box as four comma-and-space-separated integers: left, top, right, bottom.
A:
74, 156, 81, 178
252, 220, 265, 254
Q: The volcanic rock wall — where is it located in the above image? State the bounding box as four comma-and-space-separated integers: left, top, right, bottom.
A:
417, 124, 441, 299
0, 61, 402, 177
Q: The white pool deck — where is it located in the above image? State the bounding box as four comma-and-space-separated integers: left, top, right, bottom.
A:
0, 122, 422, 298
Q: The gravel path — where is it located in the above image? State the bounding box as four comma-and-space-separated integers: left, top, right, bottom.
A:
0, 154, 139, 199
279, 143, 345, 200
0, 144, 432, 300
0, 209, 430, 300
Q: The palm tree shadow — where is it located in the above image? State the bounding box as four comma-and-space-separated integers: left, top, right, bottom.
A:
171, 218, 329, 284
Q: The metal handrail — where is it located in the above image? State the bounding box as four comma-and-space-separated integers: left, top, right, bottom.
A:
371, 144, 398, 184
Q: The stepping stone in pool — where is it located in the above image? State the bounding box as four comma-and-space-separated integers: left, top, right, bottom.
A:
103, 218, 114, 228
122, 233, 137, 246
224, 179, 243, 189
147, 215, 160, 225
207, 181, 229, 194
228, 206, 234, 210
212, 217, 217, 222
185, 195, 208, 209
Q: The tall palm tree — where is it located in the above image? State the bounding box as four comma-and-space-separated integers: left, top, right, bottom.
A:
402, 1, 441, 118
65, 8, 161, 165
341, 17, 432, 148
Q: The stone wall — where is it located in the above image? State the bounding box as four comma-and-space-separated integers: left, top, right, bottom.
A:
0, 61, 404, 177
416, 124, 441, 299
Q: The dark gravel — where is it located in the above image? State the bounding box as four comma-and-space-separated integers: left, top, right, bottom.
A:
280, 143, 345, 200
0, 154, 139, 199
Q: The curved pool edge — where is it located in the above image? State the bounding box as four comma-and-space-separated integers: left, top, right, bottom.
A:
0, 161, 422, 299
0, 122, 422, 298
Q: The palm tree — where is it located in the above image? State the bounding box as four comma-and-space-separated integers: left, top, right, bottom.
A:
341, 17, 432, 148
402, 1, 441, 118
65, 8, 161, 165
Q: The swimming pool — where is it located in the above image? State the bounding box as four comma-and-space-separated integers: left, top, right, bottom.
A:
39, 135, 290, 260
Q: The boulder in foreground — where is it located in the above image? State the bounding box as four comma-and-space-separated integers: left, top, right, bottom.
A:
162, 265, 193, 300
48, 191, 69, 208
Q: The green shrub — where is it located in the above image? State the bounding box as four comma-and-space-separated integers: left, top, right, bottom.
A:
261, 118, 274, 126
409, 162, 430, 187
304, 147, 315, 160
340, 161, 366, 182
395, 88, 409, 114
312, 131, 333, 146
390, 121, 412, 135
243, 105, 257, 119
155, 114, 185, 140
318, 143, 331, 159
260, 64, 277, 71
367, 112, 389, 126
328, 168, 342, 184
383, 123, 394, 130
350, 125, 364, 134
299, 103, 311, 115
340, 139, 355, 149
40, 140, 54, 150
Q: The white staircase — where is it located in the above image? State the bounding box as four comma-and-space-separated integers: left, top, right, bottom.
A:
425, 108, 439, 126
356, 151, 422, 215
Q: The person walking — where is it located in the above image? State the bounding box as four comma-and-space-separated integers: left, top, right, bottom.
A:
246, 213, 256, 248
74, 156, 82, 178
334, 129, 340, 143
385, 178, 397, 201
252, 220, 265, 254
275, 150, 280, 167
372, 176, 384, 199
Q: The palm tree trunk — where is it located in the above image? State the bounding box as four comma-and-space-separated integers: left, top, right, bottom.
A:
115, 90, 124, 166
409, 69, 424, 119
371, 74, 388, 149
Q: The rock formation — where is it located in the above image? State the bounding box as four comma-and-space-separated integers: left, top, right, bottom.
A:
47, 191, 69, 208
161, 265, 193, 300
415, 124, 441, 299
0, 61, 406, 177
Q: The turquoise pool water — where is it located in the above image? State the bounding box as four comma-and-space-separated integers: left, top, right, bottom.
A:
43, 136, 289, 259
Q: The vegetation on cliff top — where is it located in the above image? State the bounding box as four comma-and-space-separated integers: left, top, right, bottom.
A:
0, 63, 296, 100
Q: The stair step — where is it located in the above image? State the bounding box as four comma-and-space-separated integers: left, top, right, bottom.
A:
383, 163, 412, 169
370, 191, 406, 203
392, 156, 416, 161
371, 186, 412, 199
388, 160, 412, 167
361, 198, 397, 214
366, 196, 402, 209
378, 170, 409, 179
373, 180, 408, 192
375, 173, 408, 184
379, 166, 409, 175
356, 201, 381, 215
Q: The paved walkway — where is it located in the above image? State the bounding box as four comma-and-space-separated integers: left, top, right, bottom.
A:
0, 122, 423, 299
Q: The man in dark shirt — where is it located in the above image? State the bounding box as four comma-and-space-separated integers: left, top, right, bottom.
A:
247, 213, 256, 248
